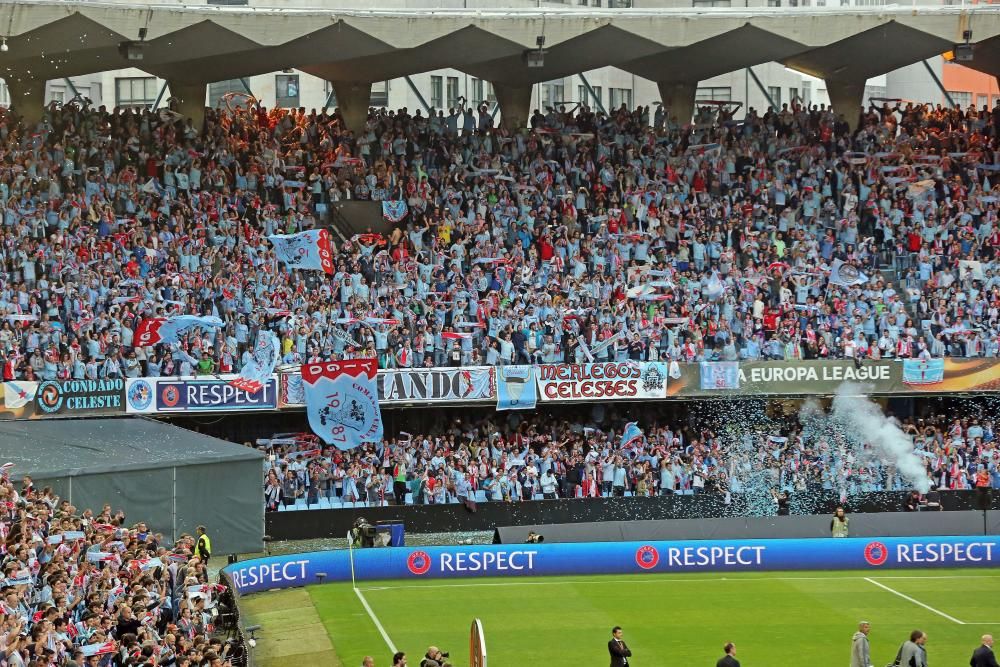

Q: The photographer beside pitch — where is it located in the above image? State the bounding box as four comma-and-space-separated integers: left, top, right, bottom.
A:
419, 645, 450, 667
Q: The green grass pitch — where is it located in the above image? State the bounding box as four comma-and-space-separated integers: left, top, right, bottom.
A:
239, 569, 1000, 667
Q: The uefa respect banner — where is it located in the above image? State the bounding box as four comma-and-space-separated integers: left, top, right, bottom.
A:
303, 359, 383, 450
535, 362, 668, 402
268, 229, 334, 275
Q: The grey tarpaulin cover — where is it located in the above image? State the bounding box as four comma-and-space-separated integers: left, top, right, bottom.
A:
0, 417, 264, 554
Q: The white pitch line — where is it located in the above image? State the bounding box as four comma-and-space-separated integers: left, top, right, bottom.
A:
865, 577, 966, 625
354, 587, 398, 653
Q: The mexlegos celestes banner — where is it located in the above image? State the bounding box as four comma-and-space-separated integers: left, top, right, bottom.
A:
303, 359, 383, 449
535, 362, 668, 402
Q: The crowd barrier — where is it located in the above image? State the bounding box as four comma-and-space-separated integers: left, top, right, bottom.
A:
264, 490, 1000, 541
223, 535, 1000, 596
4, 358, 1000, 420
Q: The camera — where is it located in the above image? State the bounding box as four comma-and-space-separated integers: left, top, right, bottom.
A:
525, 531, 545, 544
441, 652, 449, 659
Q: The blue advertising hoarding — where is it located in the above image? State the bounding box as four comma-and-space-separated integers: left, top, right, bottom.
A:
223, 536, 1000, 595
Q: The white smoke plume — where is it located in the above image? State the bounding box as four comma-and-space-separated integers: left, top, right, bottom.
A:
829, 383, 931, 493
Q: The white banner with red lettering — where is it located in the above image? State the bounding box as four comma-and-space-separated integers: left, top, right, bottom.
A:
534, 362, 668, 402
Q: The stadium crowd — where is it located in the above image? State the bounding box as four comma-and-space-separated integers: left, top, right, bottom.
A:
260, 408, 1000, 510
0, 469, 232, 667
0, 95, 998, 380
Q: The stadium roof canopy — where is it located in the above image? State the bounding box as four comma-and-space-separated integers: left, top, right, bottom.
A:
0, 416, 262, 479
1, 0, 999, 130
0, 418, 264, 552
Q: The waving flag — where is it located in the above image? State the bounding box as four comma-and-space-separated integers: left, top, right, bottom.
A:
269, 229, 334, 274
303, 359, 383, 450
620, 422, 644, 449
80, 641, 117, 658
828, 259, 868, 287
230, 332, 280, 394
4, 382, 37, 409
134, 315, 224, 346
0, 462, 13, 482
381, 201, 408, 223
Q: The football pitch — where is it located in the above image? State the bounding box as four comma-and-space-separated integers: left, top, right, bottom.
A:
240, 569, 1000, 667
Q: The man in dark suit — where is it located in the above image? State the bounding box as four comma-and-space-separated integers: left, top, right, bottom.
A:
717, 642, 741, 667
971, 635, 999, 667
608, 626, 632, 667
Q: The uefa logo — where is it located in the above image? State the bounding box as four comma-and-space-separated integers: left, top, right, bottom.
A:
407, 550, 432, 576
635, 545, 659, 570
160, 385, 181, 408
864, 541, 889, 566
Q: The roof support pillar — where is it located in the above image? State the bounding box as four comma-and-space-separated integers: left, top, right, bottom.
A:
7, 79, 47, 128
167, 81, 207, 133
330, 81, 371, 137
493, 82, 531, 132
656, 80, 697, 126
824, 79, 865, 133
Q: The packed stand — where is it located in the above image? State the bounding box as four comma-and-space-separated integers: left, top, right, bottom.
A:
0, 96, 999, 381
0, 470, 233, 667
258, 408, 1000, 511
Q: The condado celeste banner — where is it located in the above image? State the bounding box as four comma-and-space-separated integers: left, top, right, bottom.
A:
223, 535, 1000, 595
3, 358, 1000, 419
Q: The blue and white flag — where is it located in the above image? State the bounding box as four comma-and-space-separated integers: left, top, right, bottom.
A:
382, 200, 408, 223
902, 358, 944, 385
620, 422, 644, 449
230, 331, 280, 394
135, 315, 224, 346
496, 365, 537, 411
268, 229, 334, 274
700, 361, 740, 390
303, 359, 383, 450
828, 259, 868, 287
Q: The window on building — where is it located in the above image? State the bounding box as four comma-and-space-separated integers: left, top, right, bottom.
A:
607, 0, 632, 6
767, 0, 781, 5
0, 80, 8, 106
609, 88, 632, 109
116, 77, 158, 108
577, 85, 602, 107
542, 80, 565, 110
592, 86, 602, 105
993, 95, 1000, 108
208, 79, 246, 109
948, 91, 971, 108
692, 0, 731, 6
48, 88, 65, 105
370, 81, 389, 108
430, 76, 443, 109
802, 80, 812, 105
977, 94, 990, 109
471, 78, 484, 105
767, 86, 781, 110
446, 76, 460, 109
274, 74, 299, 108
789, 87, 799, 106
696, 86, 731, 102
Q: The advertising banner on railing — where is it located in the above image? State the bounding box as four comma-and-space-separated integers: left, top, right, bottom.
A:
0, 379, 125, 420
278, 367, 496, 408
668, 360, 905, 397
535, 362, 668, 402
223, 535, 1000, 595
10, 358, 1000, 420
125, 376, 278, 414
